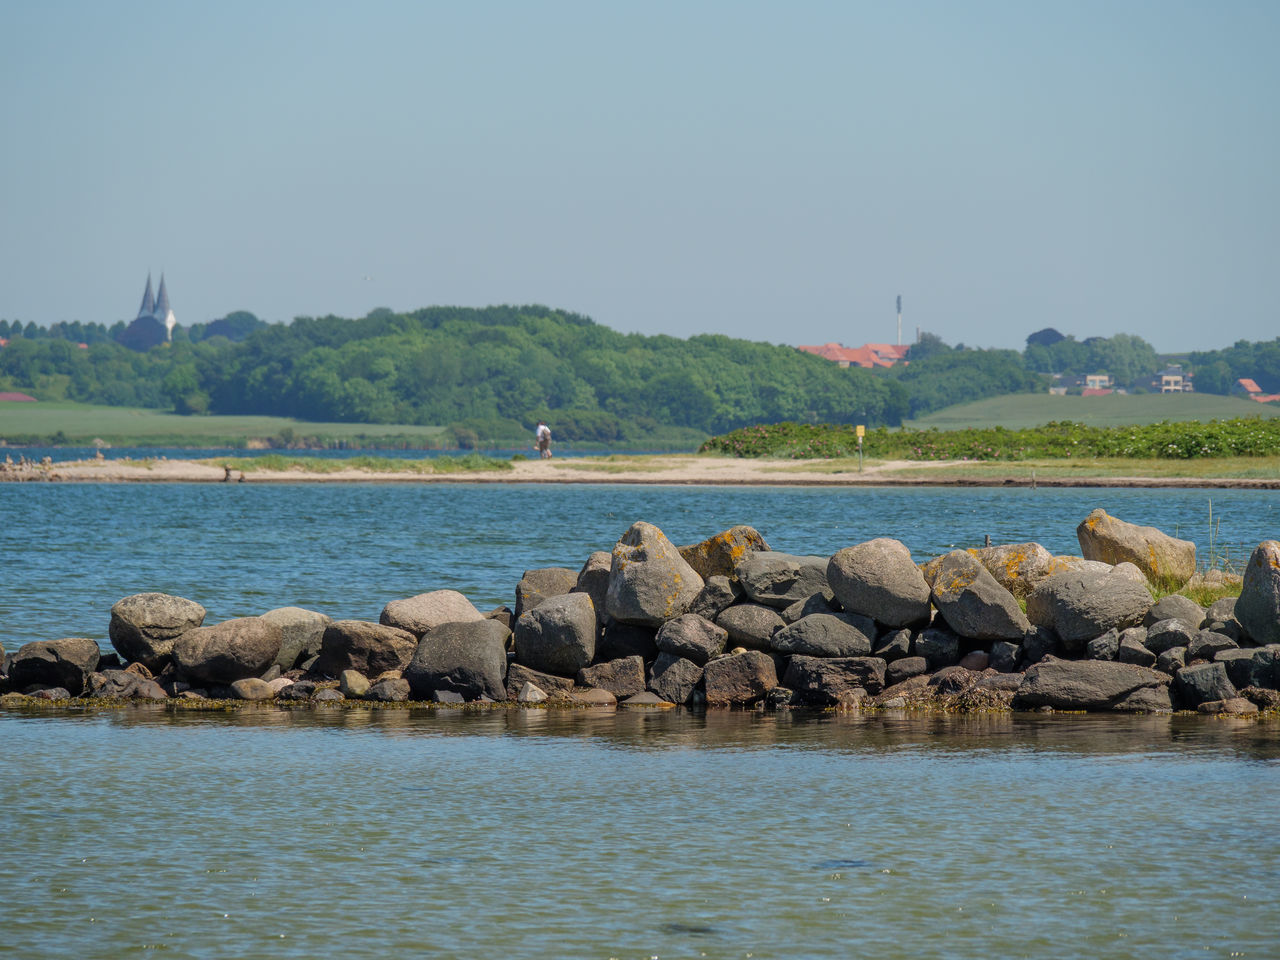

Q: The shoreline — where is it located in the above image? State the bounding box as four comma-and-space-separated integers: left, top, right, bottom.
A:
2, 455, 1279, 488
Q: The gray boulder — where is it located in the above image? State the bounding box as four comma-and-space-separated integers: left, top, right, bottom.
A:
655, 614, 728, 665
1116, 633, 1156, 667
1236, 541, 1280, 645
1144, 595, 1205, 629
972, 542, 1055, 599
989, 641, 1020, 673
716, 603, 784, 649
1013, 659, 1171, 711
703, 650, 778, 706
88, 669, 168, 699
873, 628, 913, 662
687, 576, 742, 622
574, 552, 613, 625
783, 656, 886, 705
367, 677, 410, 702
678, 525, 770, 580
1086, 629, 1121, 661
514, 592, 597, 675
404, 618, 510, 701
827, 539, 931, 627
261, 607, 332, 670
1026, 563, 1153, 646
172, 617, 283, 685
1187, 630, 1238, 662
1021, 626, 1061, 665
1214, 648, 1269, 690
9, 638, 100, 696
380, 590, 483, 637
780, 591, 839, 624
915, 626, 960, 669
314, 620, 418, 678
885, 656, 929, 686
339, 670, 370, 698
577, 656, 646, 699
606, 521, 704, 626
1077, 508, 1196, 588
1205, 597, 1238, 623
108, 593, 206, 672
1175, 662, 1237, 707
505, 663, 576, 701
930, 550, 1030, 641
735, 552, 830, 609
1145, 619, 1198, 655
1155, 646, 1187, 676
770, 613, 874, 658
514, 567, 578, 621
648, 653, 703, 705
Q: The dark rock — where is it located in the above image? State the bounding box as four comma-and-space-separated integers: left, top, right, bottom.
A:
648, 653, 703, 705
958, 651, 989, 671
1242, 686, 1280, 711
312, 687, 345, 703
1205, 597, 1237, 623
1111, 685, 1174, 712
783, 655, 886, 705
9, 638, 100, 696
260, 607, 332, 670
1204, 619, 1244, 644
655, 614, 727, 665
367, 677, 410, 702
514, 567, 578, 621
1026, 564, 1153, 647
1214, 648, 1266, 690
1175, 662, 1237, 707
88, 669, 168, 699
1144, 595, 1206, 629
573, 551, 612, 625
930, 550, 1030, 640
606, 521, 704, 626
484, 606, 513, 630
1013, 659, 1171, 711
577, 656, 646, 699
1086, 629, 1121, 661
716, 604, 784, 649
1020, 626, 1062, 666
930, 666, 978, 695
1197, 697, 1258, 715
827, 538, 931, 627
780, 590, 839, 624
770, 613, 874, 658
514, 592, 597, 675
885, 656, 928, 686
597, 621, 658, 662
1155, 646, 1187, 676
1236, 541, 1280, 645
108, 593, 206, 672
735, 552, 830, 609
688, 576, 742, 622
505, 663, 576, 702
989, 640, 1020, 673
30, 687, 70, 700
278, 679, 317, 700
380, 590, 483, 637
1145, 619, 1199, 655
873, 628, 913, 663
97, 653, 122, 670
703, 650, 778, 706
261, 664, 282, 683
404, 619, 510, 701
230, 677, 275, 701
1116, 634, 1156, 668
1187, 630, 1238, 662
432, 689, 465, 704
315, 620, 417, 678
915, 626, 960, 670
173, 617, 283, 686
678, 525, 770, 580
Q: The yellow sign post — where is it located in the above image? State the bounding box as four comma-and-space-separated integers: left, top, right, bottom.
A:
856, 425, 865, 471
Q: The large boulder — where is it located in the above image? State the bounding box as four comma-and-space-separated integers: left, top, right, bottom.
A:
770, 613, 874, 658
783, 656, 886, 705
715, 604, 784, 649
687, 576, 742, 622
172, 617, 283, 685
314, 620, 418, 678
1175, 662, 1238, 707
10, 638, 100, 696
404, 619, 509, 701
1145, 618, 1199, 655
577, 656, 646, 699
655, 613, 728, 665
1144, 595, 1206, 629
734, 552, 830, 609
573, 552, 613, 625
514, 567, 578, 621
827, 539, 931, 627
648, 653, 703, 704
513, 592, 597, 675
703, 650, 778, 706
380, 590, 483, 637
1013, 659, 1172, 711
1236, 541, 1280, 646
679, 525, 770, 580
606, 522, 704, 626
1026, 563, 1153, 647
930, 550, 1030, 641
108, 593, 206, 671
261, 607, 332, 670
89, 669, 168, 699
1077, 508, 1196, 589
972, 542, 1055, 600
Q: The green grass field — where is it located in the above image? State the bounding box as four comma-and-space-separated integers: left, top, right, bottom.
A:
907, 393, 1280, 430
0, 400, 447, 446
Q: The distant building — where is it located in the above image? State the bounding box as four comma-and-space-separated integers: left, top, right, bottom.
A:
117, 273, 177, 351
1234, 378, 1280, 403
0, 391, 37, 402
797, 342, 909, 369
1085, 374, 1112, 390
0, 338, 7, 349
1155, 364, 1193, 393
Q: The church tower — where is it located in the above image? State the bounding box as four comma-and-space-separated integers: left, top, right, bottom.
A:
137, 274, 155, 319
155, 274, 177, 341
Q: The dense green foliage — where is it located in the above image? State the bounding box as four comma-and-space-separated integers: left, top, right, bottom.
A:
1022, 332, 1162, 385
701, 418, 1280, 460
1188, 338, 1280, 395
888, 343, 1045, 418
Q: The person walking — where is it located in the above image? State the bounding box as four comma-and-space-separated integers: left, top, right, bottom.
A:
535, 420, 553, 459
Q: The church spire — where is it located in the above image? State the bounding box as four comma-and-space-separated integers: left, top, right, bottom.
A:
137, 273, 155, 319
156, 273, 176, 341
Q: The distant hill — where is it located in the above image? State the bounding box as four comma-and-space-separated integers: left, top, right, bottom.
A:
906, 393, 1280, 430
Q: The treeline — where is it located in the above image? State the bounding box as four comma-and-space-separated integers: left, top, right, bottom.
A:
1189, 339, 1280, 395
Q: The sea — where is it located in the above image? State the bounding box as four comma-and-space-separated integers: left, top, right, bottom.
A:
2, 480, 1278, 959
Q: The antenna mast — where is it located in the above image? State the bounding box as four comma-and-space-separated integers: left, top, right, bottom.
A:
896, 295, 902, 346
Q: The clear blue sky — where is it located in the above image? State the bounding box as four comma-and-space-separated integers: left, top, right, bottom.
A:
1, 0, 1275, 352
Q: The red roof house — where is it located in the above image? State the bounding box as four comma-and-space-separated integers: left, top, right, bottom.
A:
0, 392, 38, 402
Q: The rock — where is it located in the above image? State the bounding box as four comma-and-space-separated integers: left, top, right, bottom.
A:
1112, 686, 1174, 712
314, 620, 418, 678
1116, 633, 1156, 668
577, 656, 646, 699
1197, 697, 1258, 716
1155, 646, 1187, 676
648, 653, 703, 705
518, 682, 548, 703
597, 621, 658, 662
505, 664, 576, 702
312, 687, 345, 703
261, 607, 332, 670
655, 614, 728, 665
1214, 648, 1267, 690
716, 604, 784, 649
108, 593, 206, 672
267, 677, 294, 694
172, 617, 283, 685
989, 640, 1020, 673
783, 656, 886, 705
679, 525, 770, 580
1236, 541, 1280, 645
958, 651, 989, 671
573, 552, 613, 625
1175, 662, 1237, 707
485, 606, 513, 630
1077, 508, 1196, 588
1020, 626, 1061, 666
606, 521, 704, 626
703, 650, 778, 706
1026, 563, 1153, 647
366, 677, 410, 702
571, 687, 618, 706
1013, 659, 1171, 711
885, 656, 929, 686
828, 539, 931, 627
621, 691, 674, 708
780, 591, 839, 624
1187, 631, 1238, 662
1145, 619, 1199, 655
230, 677, 276, 701
1086, 629, 1121, 661
9, 638, 100, 696
915, 626, 960, 669
735, 552, 830, 609
930, 666, 978, 695
339, 670, 370, 698
29, 687, 70, 700
1242, 686, 1280, 711
873, 628, 913, 662
379, 590, 483, 637
88, 669, 168, 699
1143, 595, 1206, 629
405, 618, 510, 701
1204, 619, 1244, 645
514, 567, 578, 621
514, 592, 597, 676
688, 576, 743, 622
972, 542, 1055, 599
770, 613, 874, 658
930, 550, 1031, 640
1205, 597, 1238, 623
432, 689, 465, 704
